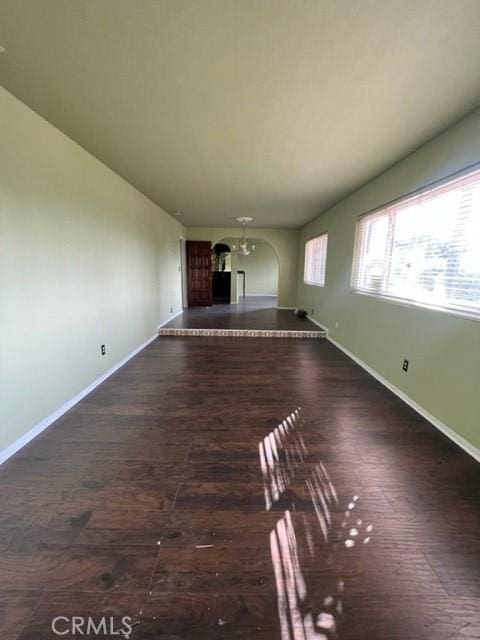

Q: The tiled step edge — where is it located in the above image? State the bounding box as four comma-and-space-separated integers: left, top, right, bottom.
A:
158, 328, 326, 338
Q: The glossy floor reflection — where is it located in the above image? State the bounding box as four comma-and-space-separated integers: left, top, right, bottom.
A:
0, 336, 479, 639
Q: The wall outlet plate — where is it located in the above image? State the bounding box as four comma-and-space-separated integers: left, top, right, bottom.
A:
101, 344, 106, 356
402, 359, 409, 372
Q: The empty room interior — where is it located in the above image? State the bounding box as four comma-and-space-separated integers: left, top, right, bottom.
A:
1, 1, 480, 638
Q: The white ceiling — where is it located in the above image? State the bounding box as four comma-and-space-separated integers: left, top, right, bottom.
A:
1, 0, 480, 228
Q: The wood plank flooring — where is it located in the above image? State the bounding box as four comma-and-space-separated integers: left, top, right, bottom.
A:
0, 336, 479, 639
164, 296, 321, 331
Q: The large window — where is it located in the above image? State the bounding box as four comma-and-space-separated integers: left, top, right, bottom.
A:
304, 233, 328, 286
352, 166, 480, 318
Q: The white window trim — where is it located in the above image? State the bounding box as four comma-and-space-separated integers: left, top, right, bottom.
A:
351, 289, 480, 323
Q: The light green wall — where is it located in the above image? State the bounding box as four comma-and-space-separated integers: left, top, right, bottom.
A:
221, 239, 279, 296
0, 86, 184, 453
239, 243, 278, 296
186, 226, 298, 307
297, 108, 480, 450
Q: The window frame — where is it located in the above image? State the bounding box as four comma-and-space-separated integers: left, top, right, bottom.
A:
350, 164, 480, 322
304, 232, 328, 287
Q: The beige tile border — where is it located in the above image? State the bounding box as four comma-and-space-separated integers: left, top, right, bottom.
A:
158, 328, 326, 339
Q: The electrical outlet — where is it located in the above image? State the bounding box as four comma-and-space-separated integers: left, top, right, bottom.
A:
334, 322, 339, 329
170, 307, 173, 313
311, 309, 314, 315
402, 359, 409, 372
101, 344, 106, 356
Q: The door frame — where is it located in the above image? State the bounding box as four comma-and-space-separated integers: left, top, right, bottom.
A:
179, 237, 188, 309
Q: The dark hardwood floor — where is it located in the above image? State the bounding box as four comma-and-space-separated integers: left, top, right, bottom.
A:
164, 296, 322, 331
1, 336, 479, 639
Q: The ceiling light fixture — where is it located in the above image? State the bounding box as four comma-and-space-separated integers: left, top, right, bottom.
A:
232, 217, 255, 256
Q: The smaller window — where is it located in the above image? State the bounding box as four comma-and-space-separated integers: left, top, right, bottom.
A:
304, 233, 328, 286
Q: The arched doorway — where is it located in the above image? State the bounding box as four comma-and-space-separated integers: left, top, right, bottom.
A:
219, 237, 279, 307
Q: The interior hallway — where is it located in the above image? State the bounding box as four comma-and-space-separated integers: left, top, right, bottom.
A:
1, 335, 478, 640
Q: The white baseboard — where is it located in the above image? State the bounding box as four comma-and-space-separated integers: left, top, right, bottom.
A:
327, 335, 480, 464
277, 306, 296, 310
0, 332, 158, 466
157, 310, 183, 329
307, 315, 329, 332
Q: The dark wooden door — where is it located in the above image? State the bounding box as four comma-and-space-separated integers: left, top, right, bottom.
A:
186, 241, 213, 307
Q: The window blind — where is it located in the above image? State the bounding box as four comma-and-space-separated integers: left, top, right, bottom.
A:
304, 233, 328, 286
352, 166, 480, 318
